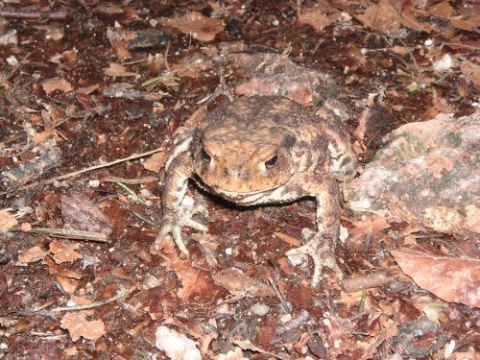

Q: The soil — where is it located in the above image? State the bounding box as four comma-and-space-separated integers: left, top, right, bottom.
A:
0, 1, 479, 359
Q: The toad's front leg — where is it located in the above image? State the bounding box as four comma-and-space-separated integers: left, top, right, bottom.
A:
286, 179, 343, 286
154, 152, 207, 256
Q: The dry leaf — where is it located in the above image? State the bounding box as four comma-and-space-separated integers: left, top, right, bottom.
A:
60, 312, 106, 342
76, 84, 100, 95
18, 246, 49, 263
460, 61, 480, 87
392, 249, 480, 308
49, 241, 83, 264
161, 11, 223, 42
356, 0, 401, 33
42, 77, 73, 94
143, 151, 167, 173
349, 214, 390, 239
106, 27, 134, 59
212, 268, 275, 297
55, 275, 79, 294
46, 258, 83, 279
164, 255, 215, 301
60, 192, 112, 236
0, 208, 22, 232
297, 2, 343, 31
103, 63, 138, 78
155, 326, 201, 360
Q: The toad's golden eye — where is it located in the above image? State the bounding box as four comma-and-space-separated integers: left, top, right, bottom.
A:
201, 147, 211, 161
265, 154, 278, 168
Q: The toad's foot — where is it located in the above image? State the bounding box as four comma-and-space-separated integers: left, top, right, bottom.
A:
285, 229, 343, 287
154, 215, 207, 256
154, 196, 208, 256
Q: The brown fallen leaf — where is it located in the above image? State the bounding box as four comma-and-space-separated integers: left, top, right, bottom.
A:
76, 83, 100, 95
143, 151, 167, 173
60, 192, 112, 236
0, 208, 22, 232
18, 246, 49, 263
49, 241, 83, 264
355, 0, 401, 33
392, 249, 480, 308
161, 11, 223, 42
42, 77, 73, 94
212, 268, 275, 298
161, 252, 218, 301
349, 214, 390, 239
46, 258, 83, 279
60, 312, 106, 342
297, 1, 344, 31
103, 63, 138, 78
106, 27, 133, 60
55, 275, 79, 295
460, 61, 480, 88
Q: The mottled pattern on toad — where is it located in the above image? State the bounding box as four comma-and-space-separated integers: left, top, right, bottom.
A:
156, 96, 356, 286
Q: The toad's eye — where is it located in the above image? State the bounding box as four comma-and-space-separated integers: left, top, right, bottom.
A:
265, 154, 278, 168
200, 147, 211, 161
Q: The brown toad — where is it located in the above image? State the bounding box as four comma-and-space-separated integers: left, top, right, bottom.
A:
155, 96, 356, 286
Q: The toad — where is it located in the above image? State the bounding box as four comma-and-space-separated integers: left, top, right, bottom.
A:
155, 96, 356, 286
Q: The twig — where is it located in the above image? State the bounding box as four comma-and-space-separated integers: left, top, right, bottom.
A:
6, 52, 31, 80
116, 181, 149, 206
342, 269, 400, 292
15, 148, 163, 192
442, 42, 480, 51
101, 176, 158, 184
0, 9, 68, 20
9, 226, 109, 242
275, 309, 310, 335
51, 289, 129, 312
17, 290, 130, 317
268, 277, 292, 313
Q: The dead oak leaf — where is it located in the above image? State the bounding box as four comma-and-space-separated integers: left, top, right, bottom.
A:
212, 268, 275, 298
143, 150, 167, 173
161, 11, 223, 42
106, 27, 134, 60
163, 253, 217, 301
460, 61, 480, 88
49, 241, 83, 264
60, 192, 112, 236
297, 1, 345, 31
103, 63, 138, 78
46, 258, 83, 279
60, 312, 106, 342
55, 275, 79, 295
0, 208, 23, 232
41, 77, 73, 94
18, 246, 49, 263
392, 249, 480, 308
355, 0, 401, 33
349, 214, 390, 239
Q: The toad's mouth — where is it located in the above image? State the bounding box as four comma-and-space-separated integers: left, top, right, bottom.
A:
194, 176, 287, 204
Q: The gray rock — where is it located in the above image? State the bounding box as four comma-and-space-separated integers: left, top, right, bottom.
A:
346, 110, 480, 238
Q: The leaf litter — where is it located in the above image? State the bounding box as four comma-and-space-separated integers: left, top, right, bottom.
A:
0, 0, 479, 358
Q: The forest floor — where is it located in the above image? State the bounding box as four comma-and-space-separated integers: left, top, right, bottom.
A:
0, 0, 479, 359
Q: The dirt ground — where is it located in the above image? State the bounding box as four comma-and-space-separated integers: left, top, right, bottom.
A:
1, 0, 479, 359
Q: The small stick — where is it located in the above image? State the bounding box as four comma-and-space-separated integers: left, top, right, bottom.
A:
10, 226, 109, 242
341, 269, 401, 293
16, 290, 130, 317
6, 52, 31, 80
268, 277, 292, 314
101, 176, 158, 184
0, 9, 68, 20
16, 147, 163, 192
